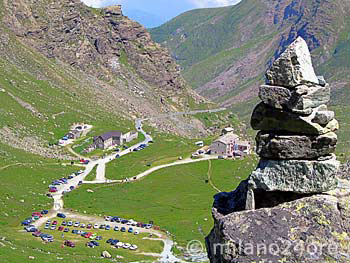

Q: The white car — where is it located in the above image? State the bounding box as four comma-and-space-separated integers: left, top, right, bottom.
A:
116, 242, 124, 248
105, 216, 112, 221
134, 230, 140, 235
129, 245, 138, 251
93, 223, 99, 229
123, 243, 131, 249
74, 222, 80, 227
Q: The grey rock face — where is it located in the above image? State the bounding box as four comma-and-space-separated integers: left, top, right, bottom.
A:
206, 185, 350, 263
266, 37, 319, 87
259, 84, 330, 114
248, 155, 339, 193
313, 110, 335, 125
251, 103, 339, 135
256, 132, 337, 159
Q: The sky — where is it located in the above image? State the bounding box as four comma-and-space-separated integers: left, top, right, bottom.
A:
81, 0, 241, 28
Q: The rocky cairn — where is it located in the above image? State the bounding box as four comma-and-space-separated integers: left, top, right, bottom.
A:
206, 38, 348, 263
247, 37, 339, 209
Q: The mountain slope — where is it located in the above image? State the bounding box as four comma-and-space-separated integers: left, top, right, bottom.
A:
0, 0, 213, 156
150, 0, 350, 106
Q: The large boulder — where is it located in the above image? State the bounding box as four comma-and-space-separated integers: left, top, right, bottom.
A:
256, 132, 337, 159
251, 103, 338, 135
206, 181, 350, 263
259, 84, 330, 114
248, 155, 339, 193
265, 37, 319, 87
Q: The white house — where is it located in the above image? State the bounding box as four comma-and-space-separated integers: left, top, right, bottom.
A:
210, 133, 239, 155
210, 133, 251, 156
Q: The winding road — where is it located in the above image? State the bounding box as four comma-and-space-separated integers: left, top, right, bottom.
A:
41, 109, 224, 262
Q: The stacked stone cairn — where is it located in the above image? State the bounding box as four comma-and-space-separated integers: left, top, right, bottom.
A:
246, 37, 340, 210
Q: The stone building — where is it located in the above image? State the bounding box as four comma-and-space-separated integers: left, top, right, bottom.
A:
93, 131, 123, 150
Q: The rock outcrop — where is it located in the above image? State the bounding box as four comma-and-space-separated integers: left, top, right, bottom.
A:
206, 37, 346, 263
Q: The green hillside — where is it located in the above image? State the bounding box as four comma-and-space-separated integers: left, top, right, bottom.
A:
150, 0, 350, 105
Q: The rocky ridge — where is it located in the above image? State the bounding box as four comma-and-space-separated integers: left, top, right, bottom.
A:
0, 0, 210, 144
150, 0, 350, 106
206, 38, 348, 263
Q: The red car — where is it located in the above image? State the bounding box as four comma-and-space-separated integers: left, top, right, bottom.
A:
64, 240, 75, 248
32, 212, 42, 218
84, 232, 93, 238
32, 231, 42, 237
49, 188, 57, 193
52, 221, 58, 225
58, 226, 64, 231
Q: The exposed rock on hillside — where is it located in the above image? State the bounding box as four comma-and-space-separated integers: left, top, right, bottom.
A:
151, 0, 350, 106
0, 0, 209, 140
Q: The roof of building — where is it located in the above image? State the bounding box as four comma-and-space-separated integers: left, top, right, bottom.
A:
98, 131, 122, 141
236, 141, 250, 147
222, 127, 234, 132
214, 133, 239, 145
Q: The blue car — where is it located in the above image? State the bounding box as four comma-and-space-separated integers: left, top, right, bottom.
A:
21, 220, 31, 226
128, 228, 133, 233
41, 210, 49, 215
111, 239, 119, 246
57, 213, 66, 218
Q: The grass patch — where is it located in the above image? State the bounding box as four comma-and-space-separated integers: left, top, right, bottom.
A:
65, 158, 257, 247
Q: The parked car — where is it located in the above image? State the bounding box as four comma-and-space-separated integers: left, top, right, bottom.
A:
57, 213, 66, 218
93, 223, 99, 229
80, 223, 86, 228
134, 230, 140, 235
25, 226, 37, 232
87, 224, 92, 229
74, 222, 80, 227
41, 234, 53, 242
95, 236, 102, 241
105, 225, 110, 231
123, 243, 131, 249
86, 242, 96, 248
114, 226, 119, 231
49, 188, 57, 193
58, 226, 64, 231
50, 225, 56, 230
111, 239, 119, 246
64, 228, 69, 233
32, 231, 42, 237
67, 221, 73, 226
41, 210, 49, 215
129, 245, 138, 250
64, 240, 75, 248
52, 221, 58, 225
99, 224, 105, 230
21, 220, 31, 226
121, 227, 126, 232
106, 238, 113, 244
128, 228, 133, 233
84, 232, 93, 238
